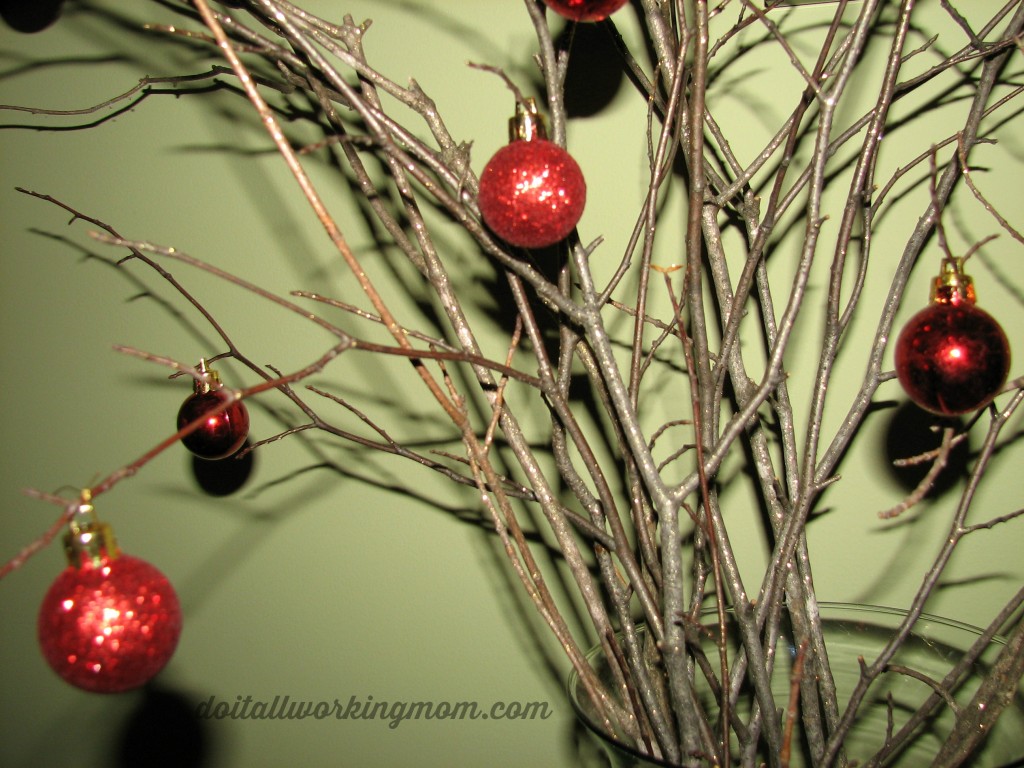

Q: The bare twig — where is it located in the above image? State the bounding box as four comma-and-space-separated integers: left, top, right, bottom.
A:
5, 1, 1024, 765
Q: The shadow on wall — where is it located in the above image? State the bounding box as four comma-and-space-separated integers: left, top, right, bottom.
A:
190, 440, 257, 498
537, 20, 626, 119
116, 684, 212, 768
882, 400, 970, 498
0, 0, 65, 34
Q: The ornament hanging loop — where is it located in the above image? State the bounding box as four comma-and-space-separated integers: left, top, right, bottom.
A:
193, 357, 223, 395
509, 98, 548, 142
63, 500, 119, 568
931, 256, 976, 306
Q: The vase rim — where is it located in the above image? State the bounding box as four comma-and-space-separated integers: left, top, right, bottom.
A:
804, 601, 1001, 643
567, 600, 1011, 767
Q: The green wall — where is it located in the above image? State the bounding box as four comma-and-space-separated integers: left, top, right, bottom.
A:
2, 2, 1021, 766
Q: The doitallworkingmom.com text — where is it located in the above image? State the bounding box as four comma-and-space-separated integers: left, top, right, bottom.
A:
195, 694, 554, 729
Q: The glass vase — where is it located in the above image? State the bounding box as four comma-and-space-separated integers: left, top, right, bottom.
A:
568, 603, 1024, 767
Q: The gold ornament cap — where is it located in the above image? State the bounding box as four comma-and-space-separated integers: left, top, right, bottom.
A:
930, 256, 976, 306
63, 501, 120, 568
508, 98, 548, 143
193, 358, 222, 395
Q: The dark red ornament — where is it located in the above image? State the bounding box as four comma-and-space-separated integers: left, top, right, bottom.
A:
543, 0, 628, 22
177, 360, 249, 460
894, 258, 1010, 416
38, 504, 182, 693
478, 99, 586, 249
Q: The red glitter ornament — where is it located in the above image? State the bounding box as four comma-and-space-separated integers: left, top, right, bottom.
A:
478, 99, 586, 249
177, 359, 249, 460
894, 257, 1011, 416
38, 504, 182, 693
543, 0, 628, 22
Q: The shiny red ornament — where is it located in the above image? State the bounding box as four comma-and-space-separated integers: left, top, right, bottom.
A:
543, 0, 628, 22
478, 99, 586, 249
38, 506, 182, 693
177, 360, 249, 460
894, 258, 1010, 416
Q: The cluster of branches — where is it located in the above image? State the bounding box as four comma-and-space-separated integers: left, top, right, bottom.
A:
4, 1, 1024, 765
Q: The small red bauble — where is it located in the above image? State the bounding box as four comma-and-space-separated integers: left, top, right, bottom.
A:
894, 258, 1010, 416
543, 0, 628, 22
177, 360, 249, 460
38, 506, 182, 693
478, 99, 586, 249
